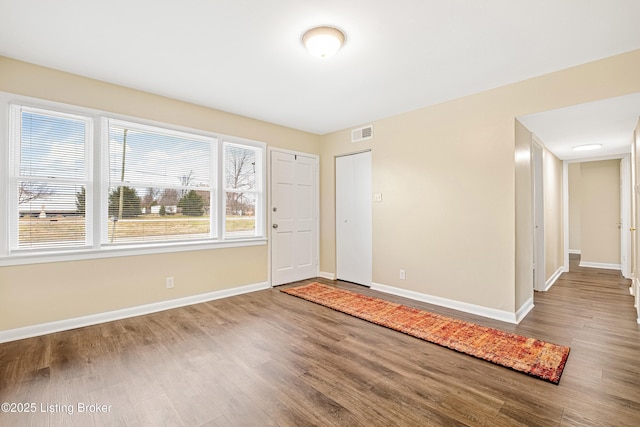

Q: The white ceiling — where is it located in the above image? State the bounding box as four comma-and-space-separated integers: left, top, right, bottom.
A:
518, 93, 640, 161
0, 0, 639, 137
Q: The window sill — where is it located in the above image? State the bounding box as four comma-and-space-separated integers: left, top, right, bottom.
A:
0, 238, 267, 267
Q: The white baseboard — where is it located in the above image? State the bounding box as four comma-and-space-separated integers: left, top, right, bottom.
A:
579, 261, 622, 270
568, 249, 582, 255
0, 281, 270, 344
370, 282, 519, 324
318, 271, 336, 280
543, 267, 564, 292
515, 298, 534, 323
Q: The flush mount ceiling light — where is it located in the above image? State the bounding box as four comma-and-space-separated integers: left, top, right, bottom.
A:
302, 26, 345, 59
572, 144, 602, 151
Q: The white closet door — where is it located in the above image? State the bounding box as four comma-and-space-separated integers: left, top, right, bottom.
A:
336, 151, 372, 286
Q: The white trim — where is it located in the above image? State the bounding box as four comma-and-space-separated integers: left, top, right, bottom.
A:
318, 271, 336, 280
0, 239, 266, 267
563, 153, 632, 274
335, 150, 373, 286
543, 267, 564, 292
370, 282, 519, 324
267, 146, 318, 158
0, 281, 270, 344
568, 249, 582, 255
620, 155, 632, 278
579, 261, 622, 270
563, 161, 570, 272
564, 153, 631, 164
532, 139, 545, 291
515, 298, 534, 323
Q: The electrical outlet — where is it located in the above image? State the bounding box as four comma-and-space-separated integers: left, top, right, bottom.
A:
399, 269, 406, 280
166, 277, 175, 289
374, 193, 383, 202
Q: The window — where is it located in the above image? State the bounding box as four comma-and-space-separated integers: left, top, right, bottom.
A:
224, 142, 263, 238
2, 96, 266, 263
9, 106, 92, 250
104, 119, 217, 244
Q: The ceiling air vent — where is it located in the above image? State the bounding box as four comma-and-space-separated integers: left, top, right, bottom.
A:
351, 125, 373, 142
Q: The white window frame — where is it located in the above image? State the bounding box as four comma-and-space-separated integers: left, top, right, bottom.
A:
8, 104, 94, 253
101, 117, 219, 246
222, 140, 265, 240
0, 92, 266, 267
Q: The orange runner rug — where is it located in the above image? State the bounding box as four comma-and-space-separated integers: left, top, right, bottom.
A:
282, 282, 570, 384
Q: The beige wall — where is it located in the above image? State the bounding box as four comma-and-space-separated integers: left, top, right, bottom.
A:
2, 48, 640, 331
0, 57, 320, 331
323, 102, 517, 312
543, 146, 564, 279
568, 163, 582, 251
321, 49, 640, 315
515, 128, 564, 290
580, 160, 621, 265
0, 58, 321, 153
514, 120, 533, 308
0, 247, 267, 329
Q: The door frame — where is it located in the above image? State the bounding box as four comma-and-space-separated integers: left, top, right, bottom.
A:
562, 154, 631, 275
532, 139, 545, 292
267, 147, 320, 287
335, 149, 373, 286
621, 154, 632, 279
633, 123, 640, 322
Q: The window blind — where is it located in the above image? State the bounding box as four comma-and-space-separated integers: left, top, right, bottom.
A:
12, 107, 90, 249
104, 120, 216, 244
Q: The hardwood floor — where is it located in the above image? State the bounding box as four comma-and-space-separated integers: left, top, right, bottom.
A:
1, 257, 639, 426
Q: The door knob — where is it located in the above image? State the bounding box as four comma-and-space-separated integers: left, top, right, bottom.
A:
273, 224, 278, 229
631, 227, 636, 231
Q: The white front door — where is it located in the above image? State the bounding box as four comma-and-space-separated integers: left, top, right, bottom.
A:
336, 151, 372, 286
270, 150, 318, 286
